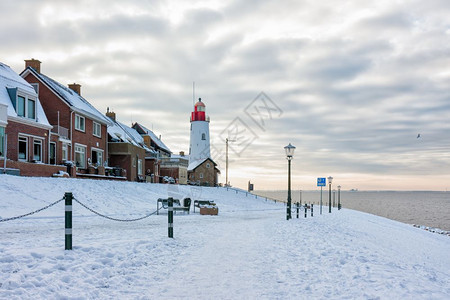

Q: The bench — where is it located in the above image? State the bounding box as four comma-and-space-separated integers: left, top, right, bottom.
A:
157, 198, 191, 214
193, 200, 216, 213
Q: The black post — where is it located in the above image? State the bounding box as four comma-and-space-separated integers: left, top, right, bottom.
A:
311, 203, 313, 217
304, 203, 307, 218
287, 159, 292, 220
296, 202, 299, 218
168, 197, 174, 238
64, 192, 73, 250
329, 182, 332, 213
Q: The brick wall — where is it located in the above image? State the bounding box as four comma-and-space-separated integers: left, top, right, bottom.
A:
0, 159, 66, 177
188, 160, 218, 186
5, 120, 50, 163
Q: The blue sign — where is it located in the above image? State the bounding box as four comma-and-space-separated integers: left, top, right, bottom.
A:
317, 178, 326, 187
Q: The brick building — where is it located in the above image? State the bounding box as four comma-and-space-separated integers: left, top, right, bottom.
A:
21, 59, 111, 177
0, 62, 66, 176
187, 158, 220, 186
105, 109, 151, 181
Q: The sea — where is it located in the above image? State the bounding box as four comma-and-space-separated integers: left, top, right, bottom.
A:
254, 190, 450, 231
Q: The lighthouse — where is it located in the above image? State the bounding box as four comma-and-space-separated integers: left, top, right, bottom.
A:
189, 98, 210, 163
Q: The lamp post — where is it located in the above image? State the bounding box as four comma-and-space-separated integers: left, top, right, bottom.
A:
284, 143, 296, 220
338, 185, 341, 210
328, 176, 333, 213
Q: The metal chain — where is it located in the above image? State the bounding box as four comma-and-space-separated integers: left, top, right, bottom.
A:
0, 198, 65, 223
73, 198, 161, 222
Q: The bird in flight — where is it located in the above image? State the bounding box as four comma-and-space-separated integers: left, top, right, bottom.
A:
417, 134, 421, 138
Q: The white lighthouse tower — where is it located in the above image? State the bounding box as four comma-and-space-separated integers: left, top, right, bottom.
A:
189, 98, 210, 164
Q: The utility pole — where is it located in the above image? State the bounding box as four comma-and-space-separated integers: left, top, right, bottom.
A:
225, 138, 235, 186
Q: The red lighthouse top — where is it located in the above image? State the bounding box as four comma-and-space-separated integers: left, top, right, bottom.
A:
191, 98, 206, 121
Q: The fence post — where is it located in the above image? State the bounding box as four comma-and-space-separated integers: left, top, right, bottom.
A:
304, 203, 307, 218
64, 192, 73, 250
311, 203, 313, 217
168, 197, 174, 238
296, 202, 299, 218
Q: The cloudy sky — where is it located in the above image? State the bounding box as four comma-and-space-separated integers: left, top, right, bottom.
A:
2, 0, 450, 190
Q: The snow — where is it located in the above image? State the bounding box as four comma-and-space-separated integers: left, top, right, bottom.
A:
1, 174, 449, 299
107, 118, 154, 153
134, 123, 171, 153
0, 63, 50, 127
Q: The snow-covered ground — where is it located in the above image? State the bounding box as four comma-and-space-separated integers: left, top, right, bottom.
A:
1, 174, 449, 299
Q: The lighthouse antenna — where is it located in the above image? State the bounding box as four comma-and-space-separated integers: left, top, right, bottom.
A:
193, 81, 195, 109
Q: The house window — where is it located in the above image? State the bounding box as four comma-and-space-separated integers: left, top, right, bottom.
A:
133, 157, 136, 168
138, 159, 143, 175
0, 127, 5, 157
27, 98, 36, 119
33, 139, 42, 162
75, 144, 86, 168
75, 115, 85, 132
206, 163, 210, 168
200, 173, 204, 179
17, 96, 25, 117
201, 133, 206, 140
93, 121, 101, 138
62, 143, 68, 161
91, 148, 103, 166
18, 136, 27, 160
31, 83, 39, 93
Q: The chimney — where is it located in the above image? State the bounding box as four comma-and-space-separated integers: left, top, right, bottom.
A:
106, 107, 116, 121
179, 151, 185, 156
25, 58, 41, 74
68, 83, 81, 95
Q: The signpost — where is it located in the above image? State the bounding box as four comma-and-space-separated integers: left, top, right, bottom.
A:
317, 177, 326, 214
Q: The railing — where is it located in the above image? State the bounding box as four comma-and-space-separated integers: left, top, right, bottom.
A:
51, 125, 69, 139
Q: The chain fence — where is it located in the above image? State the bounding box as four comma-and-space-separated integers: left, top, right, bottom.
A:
0, 198, 65, 223
73, 197, 161, 222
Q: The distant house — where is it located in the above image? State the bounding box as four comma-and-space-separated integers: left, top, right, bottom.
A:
105, 109, 153, 182
0, 62, 66, 176
160, 151, 189, 184
132, 122, 172, 182
21, 59, 111, 177
187, 157, 220, 186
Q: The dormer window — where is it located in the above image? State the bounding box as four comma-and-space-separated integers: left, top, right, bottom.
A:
8, 89, 37, 120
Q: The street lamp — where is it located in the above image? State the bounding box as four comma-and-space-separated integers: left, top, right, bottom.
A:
338, 185, 341, 210
284, 143, 296, 220
225, 138, 235, 186
328, 176, 333, 213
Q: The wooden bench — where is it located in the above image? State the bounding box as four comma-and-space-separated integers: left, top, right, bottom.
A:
193, 200, 216, 213
157, 198, 191, 214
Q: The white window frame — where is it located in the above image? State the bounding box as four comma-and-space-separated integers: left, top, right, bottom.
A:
75, 144, 87, 169
91, 147, 104, 166
138, 159, 143, 175
18, 136, 28, 161
93, 121, 101, 138
14, 93, 37, 120
62, 143, 68, 161
75, 114, 85, 132
199, 173, 204, 179
33, 139, 43, 162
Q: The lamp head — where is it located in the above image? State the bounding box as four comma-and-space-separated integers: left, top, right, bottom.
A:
284, 143, 296, 159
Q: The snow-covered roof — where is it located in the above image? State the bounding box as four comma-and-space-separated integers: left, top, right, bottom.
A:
23, 67, 110, 125
0, 62, 50, 128
107, 118, 155, 154
133, 123, 171, 153
187, 158, 217, 171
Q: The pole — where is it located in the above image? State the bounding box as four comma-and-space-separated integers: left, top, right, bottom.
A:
64, 192, 73, 250
311, 203, 313, 217
296, 202, 299, 218
3, 134, 7, 174
168, 197, 174, 238
329, 182, 332, 213
304, 203, 307, 218
338, 186, 341, 210
333, 190, 336, 207
320, 186, 322, 215
225, 138, 228, 186
287, 159, 292, 220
